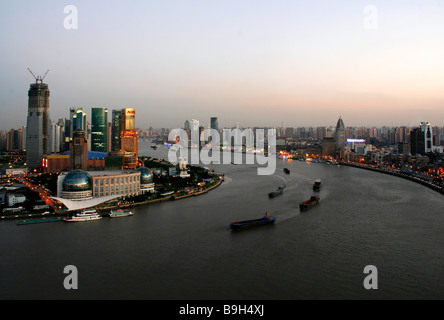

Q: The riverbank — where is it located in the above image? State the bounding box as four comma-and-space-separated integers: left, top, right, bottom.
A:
340, 162, 444, 195
1, 175, 224, 222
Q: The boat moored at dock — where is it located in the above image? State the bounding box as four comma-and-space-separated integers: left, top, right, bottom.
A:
299, 195, 320, 211
64, 210, 102, 222
109, 209, 134, 218
230, 212, 276, 230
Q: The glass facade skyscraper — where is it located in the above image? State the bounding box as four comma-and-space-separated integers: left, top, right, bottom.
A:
91, 107, 108, 152
111, 110, 122, 152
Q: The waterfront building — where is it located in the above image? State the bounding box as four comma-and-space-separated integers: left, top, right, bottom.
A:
322, 137, 336, 157
26, 79, 50, 169
56, 169, 141, 201
91, 107, 108, 152
6, 194, 26, 207
136, 167, 155, 193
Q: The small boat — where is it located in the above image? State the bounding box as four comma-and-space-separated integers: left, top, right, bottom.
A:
230, 212, 276, 230
299, 195, 320, 211
64, 210, 102, 222
151, 145, 158, 150
268, 184, 286, 198
284, 168, 290, 174
109, 209, 133, 218
313, 179, 322, 191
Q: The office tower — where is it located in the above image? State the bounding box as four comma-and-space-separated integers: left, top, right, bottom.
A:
335, 117, 346, 152
91, 107, 108, 152
419, 122, 433, 153
26, 76, 50, 169
72, 108, 87, 134
184, 120, 190, 131
50, 121, 61, 153
6, 129, 23, 151
69, 129, 88, 170
111, 110, 122, 152
120, 108, 138, 169
210, 117, 218, 131
410, 127, 425, 155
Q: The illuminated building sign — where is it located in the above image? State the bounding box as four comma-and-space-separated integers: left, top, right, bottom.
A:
347, 139, 365, 143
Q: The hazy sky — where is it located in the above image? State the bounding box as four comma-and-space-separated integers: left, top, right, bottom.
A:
1, 0, 444, 130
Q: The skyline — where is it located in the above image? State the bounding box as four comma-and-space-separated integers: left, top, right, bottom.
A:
1, 1, 444, 129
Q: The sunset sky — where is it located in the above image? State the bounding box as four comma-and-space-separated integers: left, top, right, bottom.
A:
1, 0, 443, 129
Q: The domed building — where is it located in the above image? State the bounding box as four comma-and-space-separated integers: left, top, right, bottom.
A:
136, 167, 155, 193
60, 169, 93, 200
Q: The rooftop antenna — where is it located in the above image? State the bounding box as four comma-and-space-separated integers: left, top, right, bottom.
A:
28, 68, 49, 83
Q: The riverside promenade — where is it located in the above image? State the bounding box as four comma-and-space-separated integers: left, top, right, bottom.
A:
340, 162, 444, 195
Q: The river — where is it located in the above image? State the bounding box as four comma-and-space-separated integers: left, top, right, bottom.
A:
1, 140, 444, 300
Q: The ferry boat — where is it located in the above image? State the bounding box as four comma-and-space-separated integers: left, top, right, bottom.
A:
284, 168, 290, 174
64, 210, 102, 222
229, 212, 276, 230
109, 209, 133, 218
313, 179, 322, 191
268, 184, 286, 198
299, 195, 320, 211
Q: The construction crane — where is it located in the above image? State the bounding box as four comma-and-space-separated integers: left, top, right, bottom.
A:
28, 68, 49, 83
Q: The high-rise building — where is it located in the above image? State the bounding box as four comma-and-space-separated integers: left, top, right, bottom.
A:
210, 117, 218, 131
335, 117, 346, 152
111, 110, 122, 152
121, 108, 135, 131
410, 127, 425, 155
120, 108, 138, 169
69, 129, 88, 170
72, 108, 87, 134
26, 79, 50, 169
419, 122, 433, 153
184, 120, 190, 131
6, 129, 23, 151
91, 107, 108, 152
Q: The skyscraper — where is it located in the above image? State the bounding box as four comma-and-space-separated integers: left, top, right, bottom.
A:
91, 107, 108, 152
419, 122, 433, 153
335, 117, 346, 152
26, 77, 50, 169
111, 109, 122, 152
72, 108, 87, 134
210, 117, 218, 131
69, 129, 88, 170
120, 108, 138, 169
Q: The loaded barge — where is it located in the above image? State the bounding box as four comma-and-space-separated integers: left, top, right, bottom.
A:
230, 212, 276, 230
299, 195, 320, 211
